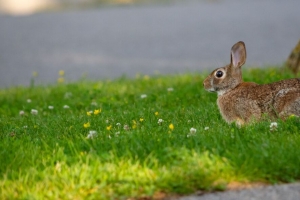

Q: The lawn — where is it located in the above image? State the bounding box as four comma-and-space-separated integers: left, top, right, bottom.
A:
0, 67, 299, 199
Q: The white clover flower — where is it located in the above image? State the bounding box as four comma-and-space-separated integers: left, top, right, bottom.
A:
116, 123, 121, 126
270, 122, 278, 128
187, 127, 197, 138
48, 106, 54, 110
115, 132, 120, 137
190, 127, 197, 134
31, 109, 38, 115
204, 127, 209, 131
86, 130, 97, 139
167, 87, 174, 92
157, 119, 164, 125
64, 92, 72, 99
140, 94, 147, 99
63, 105, 70, 109
19, 110, 25, 116
91, 102, 98, 106
270, 122, 278, 131
123, 124, 130, 131
27, 99, 32, 103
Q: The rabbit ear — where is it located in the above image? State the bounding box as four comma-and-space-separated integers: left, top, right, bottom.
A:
231, 41, 246, 68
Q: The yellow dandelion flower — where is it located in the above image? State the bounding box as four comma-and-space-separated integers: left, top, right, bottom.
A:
57, 77, 64, 83
132, 120, 137, 129
83, 122, 90, 128
139, 118, 144, 122
86, 111, 92, 116
106, 125, 112, 131
155, 112, 159, 116
32, 71, 38, 77
169, 123, 174, 131
59, 70, 65, 76
94, 109, 101, 115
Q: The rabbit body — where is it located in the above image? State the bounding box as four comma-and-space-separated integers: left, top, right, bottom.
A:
217, 79, 300, 125
203, 41, 300, 125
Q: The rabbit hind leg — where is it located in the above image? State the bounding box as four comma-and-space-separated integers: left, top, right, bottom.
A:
276, 90, 300, 119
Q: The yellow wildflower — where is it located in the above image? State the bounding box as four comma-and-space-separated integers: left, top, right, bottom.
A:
143, 75, 150, 80
32, 71, 38, 77
155, 112, 159, 116
132, 120, 137, 129
139, 118, 144, 122
83, 122, 90, 128
59, 70, 65, 76
106, 125, 112, 131
94, 109, 101, 115
87, 111, 92, 116
57, 77, 64, 83
169, 123, 174, 131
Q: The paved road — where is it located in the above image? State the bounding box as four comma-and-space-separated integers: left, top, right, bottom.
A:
0, 0, 300, 87
180, 182, 300, 200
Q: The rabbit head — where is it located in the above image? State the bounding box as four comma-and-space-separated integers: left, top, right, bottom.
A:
203, 41, 246, 96
203, 41, 300, 125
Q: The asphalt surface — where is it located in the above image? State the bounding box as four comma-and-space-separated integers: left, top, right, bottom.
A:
180, 182, 300, 200
0, 0, 300, 87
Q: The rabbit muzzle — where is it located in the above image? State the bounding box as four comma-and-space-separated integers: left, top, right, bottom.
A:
203, 77, 216, 92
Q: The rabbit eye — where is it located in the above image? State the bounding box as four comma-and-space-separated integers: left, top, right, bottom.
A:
215, 70, 224, 78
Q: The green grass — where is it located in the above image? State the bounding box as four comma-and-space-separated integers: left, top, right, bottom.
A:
0, 67, 299, 199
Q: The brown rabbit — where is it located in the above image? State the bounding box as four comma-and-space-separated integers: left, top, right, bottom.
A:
203, 41, 300, 126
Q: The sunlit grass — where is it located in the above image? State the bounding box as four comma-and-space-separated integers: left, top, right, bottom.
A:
0, 67, 299, 199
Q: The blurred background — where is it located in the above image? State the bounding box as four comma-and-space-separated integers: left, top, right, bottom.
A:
0, 0, 173, 15
0, 0, 299, 87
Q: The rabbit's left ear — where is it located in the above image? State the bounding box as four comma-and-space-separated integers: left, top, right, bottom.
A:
231, 41, 246, 68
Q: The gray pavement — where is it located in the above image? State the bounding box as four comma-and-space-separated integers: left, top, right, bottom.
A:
0, 0, 300, 87
180, 182, 300, 200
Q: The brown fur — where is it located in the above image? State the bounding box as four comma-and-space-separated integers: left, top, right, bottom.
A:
203, 41, 300, 125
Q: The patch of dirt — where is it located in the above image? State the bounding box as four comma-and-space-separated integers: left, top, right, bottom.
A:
226, 181, 268, 190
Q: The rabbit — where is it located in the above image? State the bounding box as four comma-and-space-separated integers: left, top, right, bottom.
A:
203, 41, 300, 126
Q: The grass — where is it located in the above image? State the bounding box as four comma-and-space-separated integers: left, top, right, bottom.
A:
0, 66, 299, 199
